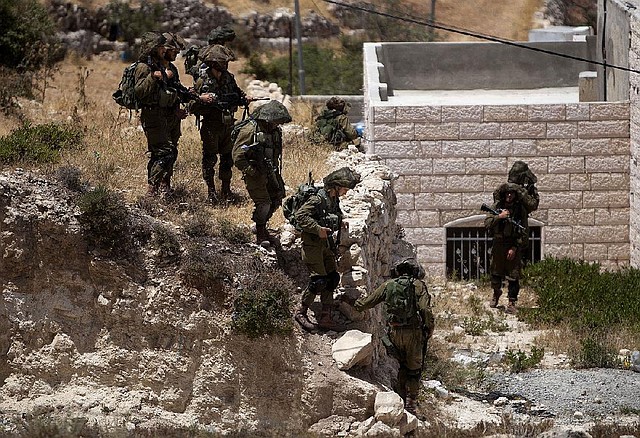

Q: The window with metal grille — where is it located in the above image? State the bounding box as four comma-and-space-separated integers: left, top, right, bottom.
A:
446, 226, 542, 280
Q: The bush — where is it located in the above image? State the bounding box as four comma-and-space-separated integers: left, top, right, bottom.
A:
523, 257, 640, 331
181, 244, 231, 298
232, 269, 294, 338
504, 346, 544, 373
78, 186, 132, 254
55, 165, 88, 193
0, 122, 84, 164
574, 336, 617, 369
462, 315, 509, 336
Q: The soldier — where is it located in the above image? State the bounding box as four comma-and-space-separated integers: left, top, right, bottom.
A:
494, 160, 539, 213
160, 32, 189, 194
485, 182, 531, 313
189, 45, 248, 203
294, 167, 360, 332
184, 25, 236, 80
232, 101, 291, 243
342, 258, 435, 415
312, 96, 361, 151
133, 32, 180, 197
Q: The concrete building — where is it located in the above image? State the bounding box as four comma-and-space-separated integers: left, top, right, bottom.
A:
362, 7, 636, 278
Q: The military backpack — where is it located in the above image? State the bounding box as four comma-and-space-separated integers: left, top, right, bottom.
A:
315, 111, 346, 145
112, 62, 140, 110
282, 173, 327, 231
183, 46, 202, 80
384, 275, 419, 327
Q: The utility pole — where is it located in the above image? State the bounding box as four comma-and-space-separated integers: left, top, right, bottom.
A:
429, 0, 436, 40
294, 0, 306, 94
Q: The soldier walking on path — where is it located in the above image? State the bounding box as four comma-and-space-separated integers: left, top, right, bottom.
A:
232, 101, 291, 244
342, 258, 435, 415
294, 167, 360, 332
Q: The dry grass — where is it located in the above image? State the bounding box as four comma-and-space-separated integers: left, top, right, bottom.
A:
1, 51, 332, 228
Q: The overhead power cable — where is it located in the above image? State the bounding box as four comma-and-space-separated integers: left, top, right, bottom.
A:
322, 0, 640, 75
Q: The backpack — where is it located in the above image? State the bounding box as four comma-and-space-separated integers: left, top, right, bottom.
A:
112, 61, 140, 110
184, 46, 202, 79
282, 172, 325, 231
315, 112, 346, 145
230, 118, 255, 145
384, 275, 419, 327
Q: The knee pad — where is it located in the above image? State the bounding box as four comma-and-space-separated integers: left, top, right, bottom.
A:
308, 276, 328, 294
326, 271, 340, 291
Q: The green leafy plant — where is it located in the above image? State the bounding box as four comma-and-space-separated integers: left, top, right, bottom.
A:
78, 186, 132, 255
573, 336, 617, 369
504, 346, 544, 373
0, 122, 83, 164
215, 218, 252, 244
232, 269, 294, 338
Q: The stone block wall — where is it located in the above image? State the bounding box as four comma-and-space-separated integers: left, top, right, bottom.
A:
366, 102, 631, 277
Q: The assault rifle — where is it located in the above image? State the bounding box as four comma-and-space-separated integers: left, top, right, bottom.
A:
199, 89, 270, 111
480, 203, 526, 233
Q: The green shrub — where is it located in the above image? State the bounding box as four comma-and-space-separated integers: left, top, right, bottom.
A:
232, 269, 293, 338
215, 218, 252, 244
181, 244, 231, 298
574, 336, 617, 369
504, 346, 544, 373
78, 186, 132, 254
0, 0, 59, 69
523, 257, 640, 331
0, 122, 83, 164
153, 224, 181, 263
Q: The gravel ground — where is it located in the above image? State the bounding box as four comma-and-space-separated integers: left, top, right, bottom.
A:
490, 368, 640, 424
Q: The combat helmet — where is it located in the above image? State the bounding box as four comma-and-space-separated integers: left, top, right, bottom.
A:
326, 96, 347, 112
208, 25, 236, 45
198, 44, 236, 63
139, 31, 166, 59
252, 101, 292, 125
323, 166, 360, 190
390, 258, 425, 279
508, 161, 537, 186
162, 32, 186, 51
496, 182, 522, 200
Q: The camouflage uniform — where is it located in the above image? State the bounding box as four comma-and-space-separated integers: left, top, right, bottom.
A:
485, 182, 531, 311
313, 97, 361, 151
161, 32, 189, 191
232, 101, 291, 242
352, 258, 434, 414
493, 160, 540, 213
189, 45, 247, 202
134, 32, 180, 194
294, 167, 360, 331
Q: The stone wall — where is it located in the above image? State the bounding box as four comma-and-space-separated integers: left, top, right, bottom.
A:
365, 99, 630, 276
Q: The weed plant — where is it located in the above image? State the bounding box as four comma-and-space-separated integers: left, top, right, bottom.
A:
462, 315, 509, 336
504, 346, 544, 373
180, 244, 231, 299
0, 122, 83, 164
232, 269, 294, 338
78, 186, 132, 255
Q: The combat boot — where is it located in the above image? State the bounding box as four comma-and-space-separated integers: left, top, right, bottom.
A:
506, 300, 517, 314
294, 305, 317, 333
220, 179, 234, 202
159, 176, 173, 198
206, 181, 218, 203
490, 289, 502, 308
146, 183, 158, 197
405, 396, 417, 416
255, 224, 278, 245
317, 305, 344, 331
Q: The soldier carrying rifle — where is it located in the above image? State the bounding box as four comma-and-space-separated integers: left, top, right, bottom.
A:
483, 161, 539, 314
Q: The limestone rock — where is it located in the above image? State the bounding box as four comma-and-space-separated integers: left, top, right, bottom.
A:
332, 330, 373, 370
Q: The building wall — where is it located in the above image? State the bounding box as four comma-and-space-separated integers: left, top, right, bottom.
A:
367, 101, 630, 277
